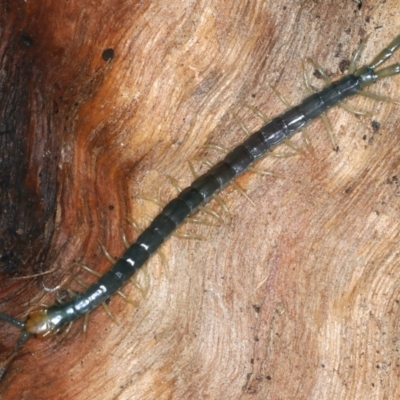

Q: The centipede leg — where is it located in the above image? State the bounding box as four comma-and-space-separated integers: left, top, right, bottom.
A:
302, 61, 338, 151
156, 248, 170, 278
57, 321, 74, 341
357, 90, 400, 104
126, 217, 171, 276
79, 264, 138, 306
348, 35, 370, 74
269, 84, 314, 155
189, 159, 230, 214
187, 161, 228, 220
83, 312, 90, 335
98, 241, 117, 264
72, 275, 119, 324
203, 144, 282, 178
172, 231, 204, 240
309, 53, 400, 111
138, 194, 166, 209
307, 58, 369, 116
241, 104, 304, 156
130, 264, 150, 298
167, 173, 227, 224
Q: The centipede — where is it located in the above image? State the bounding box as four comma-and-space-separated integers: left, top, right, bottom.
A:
1, 31, 400, 394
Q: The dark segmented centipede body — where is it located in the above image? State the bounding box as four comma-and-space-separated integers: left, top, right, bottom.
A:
1, 33, 400, 382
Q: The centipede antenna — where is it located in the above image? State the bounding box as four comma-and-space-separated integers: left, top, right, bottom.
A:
0, 313, 31, 380
0, 356, 14, 381
0, 330, 31, 380
0, 312, 25, 329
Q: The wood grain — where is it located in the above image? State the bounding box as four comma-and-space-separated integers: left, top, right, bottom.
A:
1, 1, 400, 399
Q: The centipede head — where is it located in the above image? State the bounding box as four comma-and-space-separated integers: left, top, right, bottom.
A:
24, 306, 59, 338
0, 305, 61, 381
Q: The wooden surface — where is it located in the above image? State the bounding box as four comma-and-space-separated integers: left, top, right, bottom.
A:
1, 1, 400, 399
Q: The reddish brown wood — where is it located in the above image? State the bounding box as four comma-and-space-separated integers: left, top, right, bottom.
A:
1, 1, 400, 399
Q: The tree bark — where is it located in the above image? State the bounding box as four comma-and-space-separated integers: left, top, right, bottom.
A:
1, 1, 400, 399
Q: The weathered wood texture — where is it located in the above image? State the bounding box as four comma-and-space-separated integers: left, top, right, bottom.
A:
1, 1, 400, 399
